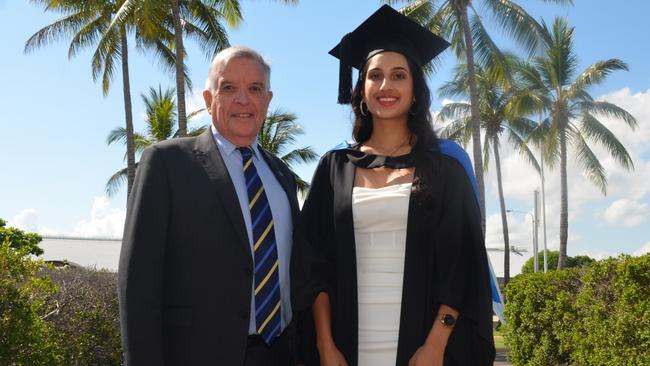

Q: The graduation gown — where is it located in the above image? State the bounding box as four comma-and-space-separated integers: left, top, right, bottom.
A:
295, 145, 495, 366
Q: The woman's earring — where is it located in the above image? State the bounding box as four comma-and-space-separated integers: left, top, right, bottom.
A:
360, 100, 369, 117
409, 100, 418, 116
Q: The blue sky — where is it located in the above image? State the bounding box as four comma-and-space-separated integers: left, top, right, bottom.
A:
1, 0, 649, 274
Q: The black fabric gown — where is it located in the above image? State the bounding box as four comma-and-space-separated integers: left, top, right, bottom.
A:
294, 146, 495, 366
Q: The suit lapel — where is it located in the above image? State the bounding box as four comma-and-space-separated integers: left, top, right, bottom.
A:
192, 130, 251, 259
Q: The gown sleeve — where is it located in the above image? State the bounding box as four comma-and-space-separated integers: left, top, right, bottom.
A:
293, 153, 337, 311
294, 153, 340, 365
433, 157, 495, 351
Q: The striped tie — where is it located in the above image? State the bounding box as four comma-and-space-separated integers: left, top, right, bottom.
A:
239, 147, 282, 345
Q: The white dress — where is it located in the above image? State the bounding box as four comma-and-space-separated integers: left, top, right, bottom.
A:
352, 182, 411, 366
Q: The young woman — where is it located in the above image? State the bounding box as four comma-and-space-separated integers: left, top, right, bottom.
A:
297, 5, 495, 366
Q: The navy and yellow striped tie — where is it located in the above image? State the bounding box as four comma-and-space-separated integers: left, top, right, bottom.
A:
239, 147, 282, 345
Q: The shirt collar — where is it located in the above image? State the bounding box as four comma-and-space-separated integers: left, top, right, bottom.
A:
210, 124, 260, 159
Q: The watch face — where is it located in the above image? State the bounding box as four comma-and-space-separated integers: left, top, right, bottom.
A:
442, 314, 456, 327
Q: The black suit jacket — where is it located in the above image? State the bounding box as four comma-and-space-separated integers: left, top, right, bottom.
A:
118, 130, 304, 365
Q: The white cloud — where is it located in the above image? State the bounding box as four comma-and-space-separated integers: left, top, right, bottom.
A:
634, 241, 650, 256
8, 209, 39, 232
465, 87, 650, 256
7, 209, 60, 236
70, 196, 125, 238
597, 88, 650, 157
603, 199, 649, 227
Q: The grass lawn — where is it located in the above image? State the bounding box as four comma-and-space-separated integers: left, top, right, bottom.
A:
494, 328, 508, 350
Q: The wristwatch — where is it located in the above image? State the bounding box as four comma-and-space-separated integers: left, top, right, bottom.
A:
439, 313, 457, 328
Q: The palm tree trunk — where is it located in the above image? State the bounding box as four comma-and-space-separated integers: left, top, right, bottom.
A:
456, 1, 486, 234
558, 130, 568, 269
493, 139, 510, 285
171, 0, 187, 137
120, 28, 135, 197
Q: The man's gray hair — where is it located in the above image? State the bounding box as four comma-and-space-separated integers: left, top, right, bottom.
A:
205, 46, 271, 92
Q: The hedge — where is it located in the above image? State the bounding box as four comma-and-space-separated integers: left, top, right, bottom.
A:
504, 254, 650, 366
0, 242, 122, 365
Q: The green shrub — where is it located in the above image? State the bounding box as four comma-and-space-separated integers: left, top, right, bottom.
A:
521, 250, 595, 274
505, 254, 650, 366
42, 267, 122, 366
0, 218, 44, 256
0, 242, 61, 365
568, 255, 650, 366
505, 268, 581, 365
1, 238, 122, 365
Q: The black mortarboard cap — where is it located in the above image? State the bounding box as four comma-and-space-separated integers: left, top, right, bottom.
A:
330, 5, 450, 104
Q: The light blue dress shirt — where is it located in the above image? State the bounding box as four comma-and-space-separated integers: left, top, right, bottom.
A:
210, 125, 293, 334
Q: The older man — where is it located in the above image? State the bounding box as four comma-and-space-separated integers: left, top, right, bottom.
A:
118, 46, 302, 366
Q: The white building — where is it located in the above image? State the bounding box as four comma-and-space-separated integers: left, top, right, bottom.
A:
39, 236, 532, 277
39, 236, 121, 272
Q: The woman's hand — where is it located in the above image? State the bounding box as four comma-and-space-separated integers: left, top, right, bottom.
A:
408, 342, 443, 366
318, 342, 349, 366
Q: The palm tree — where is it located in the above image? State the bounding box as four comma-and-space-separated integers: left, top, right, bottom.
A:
257, 109, 318, 194
110, 0, 242, 137
517, 17, 637, 269
437, 59, 540, 284
25, 0, 140, 197
112, 0, 298, 138
106, 85, 206, 195
387, 0, 573, 232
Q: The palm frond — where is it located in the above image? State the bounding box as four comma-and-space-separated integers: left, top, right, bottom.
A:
107, 126, 127, 145
438, 64, 469, 98
579, 112, 634, 170
184, 2, 232, 59
281, 147, 318, 167
210, 0, 243, 29
133, 133, 151, 154
470, 13, 507, 81
95, 28, 120, 95
24, 10, 96, 53
482, 133, 492, 175
105, 166, 129, 197
505, 126, 541, 173
439, 116, 472, 146
400, 0, 446, 76
67, 11, 110, 58
540, 0, 574, 4
138, 38, 194, 91
292, 172, 310, 195
187, 108, 207, 120
399, 0, 434, 25
483, 0, 546, 56
513, 57, 547, 92
578, 100, 637, 129
566, 59, 629, 99
437, 102, 471, 123
187, 124, 209, 136
571, 130, 607, 194
546, 17, 578, 88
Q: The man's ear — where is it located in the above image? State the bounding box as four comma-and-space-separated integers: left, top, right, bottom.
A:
266, 90, 273, 105
202, 89, 213, 113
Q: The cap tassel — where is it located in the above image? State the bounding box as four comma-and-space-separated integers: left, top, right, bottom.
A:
338, 61, 352, 104
337, 33, 353, 104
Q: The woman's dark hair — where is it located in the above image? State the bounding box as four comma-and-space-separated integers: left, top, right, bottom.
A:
350, 54, 439, 153
350, 54, 441, 205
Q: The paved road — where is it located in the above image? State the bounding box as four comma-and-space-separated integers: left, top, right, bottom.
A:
494, 349, 512, 366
